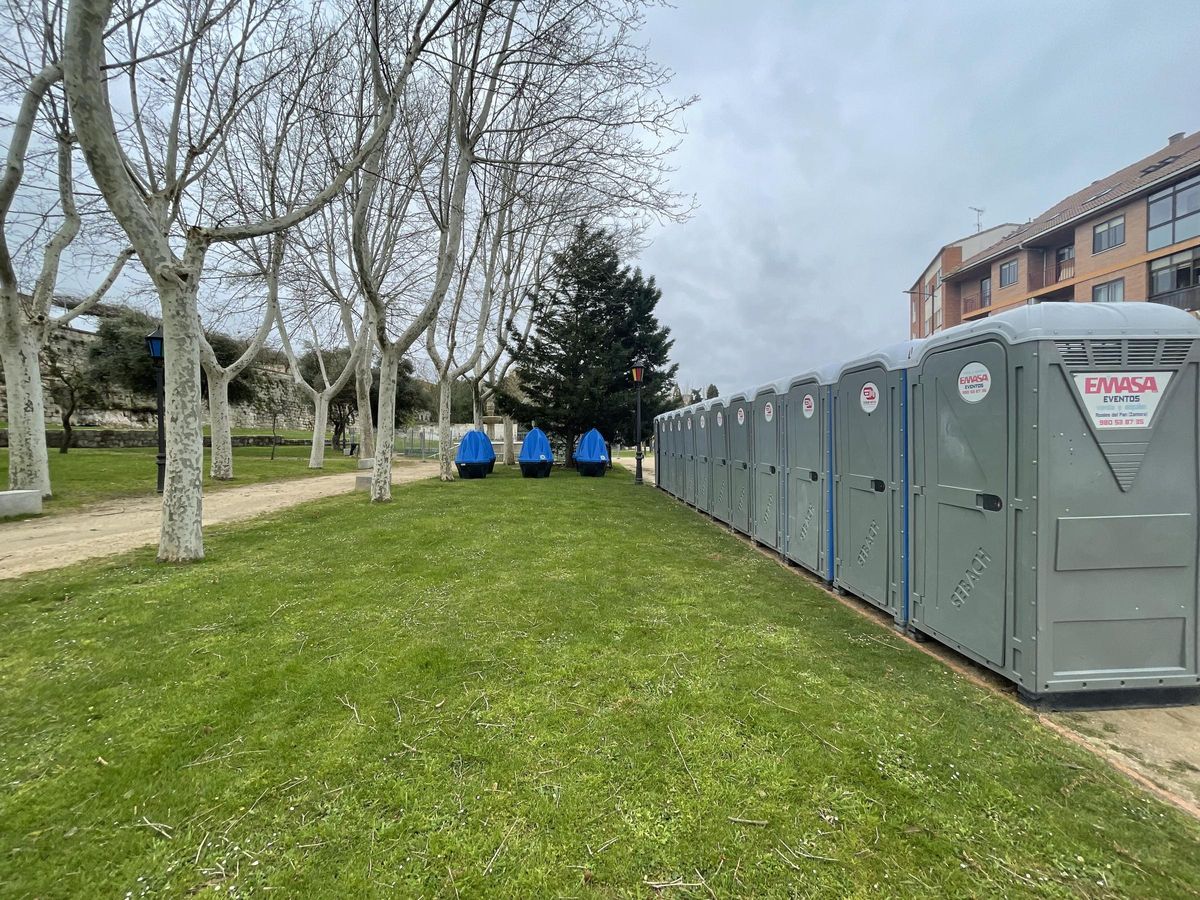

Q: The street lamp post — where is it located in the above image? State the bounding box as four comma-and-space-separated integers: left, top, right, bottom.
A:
631, 358, 646, 485
145, 326, 166, 494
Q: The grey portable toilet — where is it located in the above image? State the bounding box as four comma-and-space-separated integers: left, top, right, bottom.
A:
660, 413, 673, 496
727, 391, 754, 535
834, 340, 923, 624
674, 412, 685, 499
673, 412, 685, 499
667, 415, 676, 501
751, 380, 786, 550
783, 365, 837, 580
695, 402, 712, 513
654, 415, 665, 490
709, 398, 731, 523
683, 405, 697, 505
909, 303, 1200, 700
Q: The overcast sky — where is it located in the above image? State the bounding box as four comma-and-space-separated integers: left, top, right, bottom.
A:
636, 0, 1197, 395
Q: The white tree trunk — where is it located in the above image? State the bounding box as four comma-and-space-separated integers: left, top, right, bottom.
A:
438, 375, 454, 481
0, 330, 51, 497
355, 351, 374, 459
370, 344, 400, 502
207, 371, 234, 481
471, 382, 483, 430
309, 393, 329, 469
158, 279, 206, 562
503, 416, 515, 466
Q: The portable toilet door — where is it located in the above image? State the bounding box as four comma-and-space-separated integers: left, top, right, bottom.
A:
695, 404, 712, 513
683, 407, 697, 505
751, 382, 785, 549
671, 414, 684, 498
657, 417, 667, 489
662, 414, 673, 496
674, 413, 685, 498
709, 400, 731, 523
783, 370, 831, 578
910, 303, 1200, 700
727, 392, 753, 535
657, 415, 669, 494
834, 342, 921, 624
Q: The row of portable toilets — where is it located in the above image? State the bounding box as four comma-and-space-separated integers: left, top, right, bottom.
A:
455, 427, 610, 479
655, 303, 1200, 701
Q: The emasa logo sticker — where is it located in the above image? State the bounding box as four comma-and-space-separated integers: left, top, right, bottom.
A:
764, 400, 774, 422
957, 362, 991, 403
1073, 370, 1172, 429
860, 382, 879, 413
802, 394, 815, 418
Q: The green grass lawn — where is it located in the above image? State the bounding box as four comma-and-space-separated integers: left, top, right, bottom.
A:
0, 445, 358, 514
2, 470, 1198, 897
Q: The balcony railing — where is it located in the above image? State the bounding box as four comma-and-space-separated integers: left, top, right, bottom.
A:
1028, 253, 1076, 291
1150, 285, 1200, 311
962, 294, 990, 315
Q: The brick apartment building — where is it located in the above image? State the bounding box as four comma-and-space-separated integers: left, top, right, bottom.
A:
909, 129, 1200, 338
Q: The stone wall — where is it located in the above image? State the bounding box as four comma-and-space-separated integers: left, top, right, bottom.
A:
0, 429, 324, 449
0, 325, 314, 431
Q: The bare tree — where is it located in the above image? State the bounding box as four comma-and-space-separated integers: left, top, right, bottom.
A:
62, 0, 455, 559
355, 0, 518, 500
273, 277, 370, 468
0, 0, 132, 495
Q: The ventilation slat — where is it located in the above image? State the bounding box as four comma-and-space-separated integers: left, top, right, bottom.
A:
1055, 338, 1196, 370
1161, 339, 1193, 366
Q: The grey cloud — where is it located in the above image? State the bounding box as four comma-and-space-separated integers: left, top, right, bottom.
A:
637, 0, 1196, 392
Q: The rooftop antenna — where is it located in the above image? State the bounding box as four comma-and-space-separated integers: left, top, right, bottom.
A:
969, 206, 985, 233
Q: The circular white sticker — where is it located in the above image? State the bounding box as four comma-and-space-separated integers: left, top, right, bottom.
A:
957, 362, 991, 403
802, 394, 815, 419
860, 382, 879, 413
736, 407, 746, 426
700, 414, 706, 429
764, 401, 774, 423
717, 411, 724, 427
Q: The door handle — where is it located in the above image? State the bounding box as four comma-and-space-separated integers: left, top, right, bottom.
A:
871, 479, 886, 492
809, 470, 819, 481
768, 465, 777, 475
976, 493, 1003, 512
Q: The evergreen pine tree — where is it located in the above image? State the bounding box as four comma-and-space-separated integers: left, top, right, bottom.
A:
502, 224, 678, 462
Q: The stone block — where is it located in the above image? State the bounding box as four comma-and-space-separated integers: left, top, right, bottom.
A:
0, 489, 42, 517
357, 457, 375, 469
355, 475, 372, 492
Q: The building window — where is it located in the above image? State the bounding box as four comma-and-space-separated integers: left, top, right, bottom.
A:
1148, 175, 1200, 251
1150, 248, 1200, 296
999, 259, 1018, 287
1092, 215, 1125, 254
1092, 278, 1125, 303
980, 275, 992, 308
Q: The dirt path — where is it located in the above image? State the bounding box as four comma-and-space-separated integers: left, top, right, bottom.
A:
1049, 706, 1200, 813
0, 461, 438, 580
